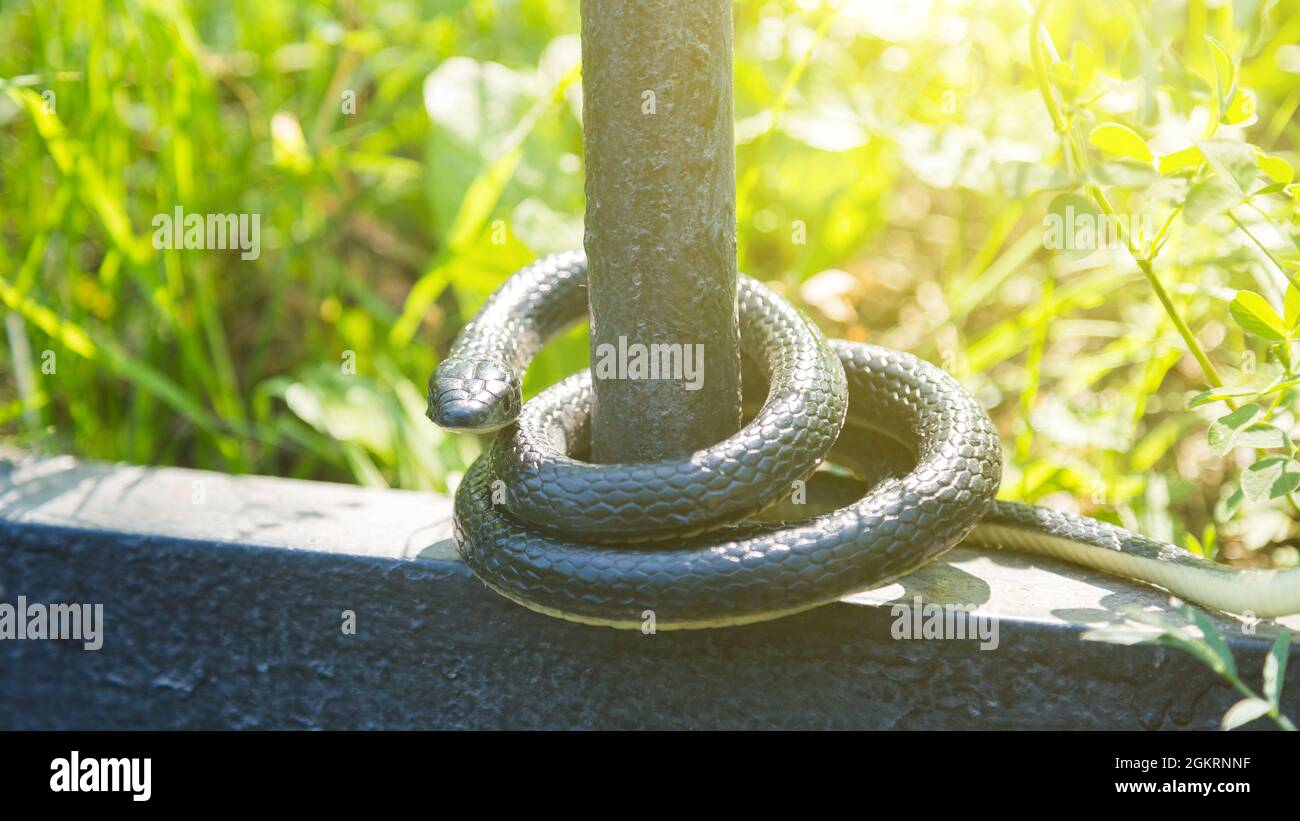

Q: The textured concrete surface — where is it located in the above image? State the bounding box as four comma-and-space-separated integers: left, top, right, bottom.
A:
1, 453, 1296, 729
582, 0, 743, 462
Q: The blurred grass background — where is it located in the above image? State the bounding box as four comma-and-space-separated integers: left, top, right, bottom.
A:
1, 0, 1298, 563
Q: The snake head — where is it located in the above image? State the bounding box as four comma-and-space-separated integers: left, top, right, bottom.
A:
427, 357, 523, 433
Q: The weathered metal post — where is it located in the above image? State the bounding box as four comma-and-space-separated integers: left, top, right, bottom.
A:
581, 0, 742, 463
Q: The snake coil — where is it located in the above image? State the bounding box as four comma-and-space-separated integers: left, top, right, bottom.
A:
429, 252, 1300, 628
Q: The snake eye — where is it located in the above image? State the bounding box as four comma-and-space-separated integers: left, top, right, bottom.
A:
427, 357, 522, 433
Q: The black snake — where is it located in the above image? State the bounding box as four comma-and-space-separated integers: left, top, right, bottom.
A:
428, 252, 1300, 628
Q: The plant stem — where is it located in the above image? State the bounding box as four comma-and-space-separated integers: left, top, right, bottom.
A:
1223, 672, 1297, 731
1028, 0, 1229, 403
1150, 203, 1184, 258
1140, 259, 1230, 388
1229, 210, 1300, 292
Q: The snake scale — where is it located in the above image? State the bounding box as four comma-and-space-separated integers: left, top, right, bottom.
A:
428, 251, 1300, 629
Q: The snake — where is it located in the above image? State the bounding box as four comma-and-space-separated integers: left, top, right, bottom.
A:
428, 251, 1300, 629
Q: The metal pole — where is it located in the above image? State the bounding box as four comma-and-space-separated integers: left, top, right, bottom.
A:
581, 0, 742, 463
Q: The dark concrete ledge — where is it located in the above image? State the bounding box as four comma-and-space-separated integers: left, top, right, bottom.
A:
1, 452, 1296, 730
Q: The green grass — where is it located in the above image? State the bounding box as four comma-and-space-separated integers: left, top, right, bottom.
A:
2, 0, 1299, 566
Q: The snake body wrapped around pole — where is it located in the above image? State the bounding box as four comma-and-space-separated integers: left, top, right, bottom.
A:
429, 252, 1300, 629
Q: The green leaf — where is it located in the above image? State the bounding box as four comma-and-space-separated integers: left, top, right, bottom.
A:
1217, 487, 1246, 520
1156, 633, 1233, 676
1207, 403, 1261, 456
1259, 153, 1295, 185
1184, 177, 1240, 224
1207, 36, 1237, 107
1199, 139, 1259, 193
1183, 604, 1238, 678
1090, 123, 1153, 163
1229, 291, 1287, 340
1082, 624, 1166, 646
1253, 182, 1290, 197
1158, 145, 1203, 176
1221, 697, 1272, 730
1049, 61, 1077, 98
1043, 193, 1102, 259
1072, 43, 1097, 90
1262, 375, 1300, 397
1224, 88, 1257, 125
1201, 523, 1219, 561
1240, 457, 1300, 502
1235, 423, 1288, 449
1264, 629, 1291, 706
1285, 286, 1300, 328
1187, 386, 1258, 408
1232, 423, 1284, 449
8, 89, 148, 263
